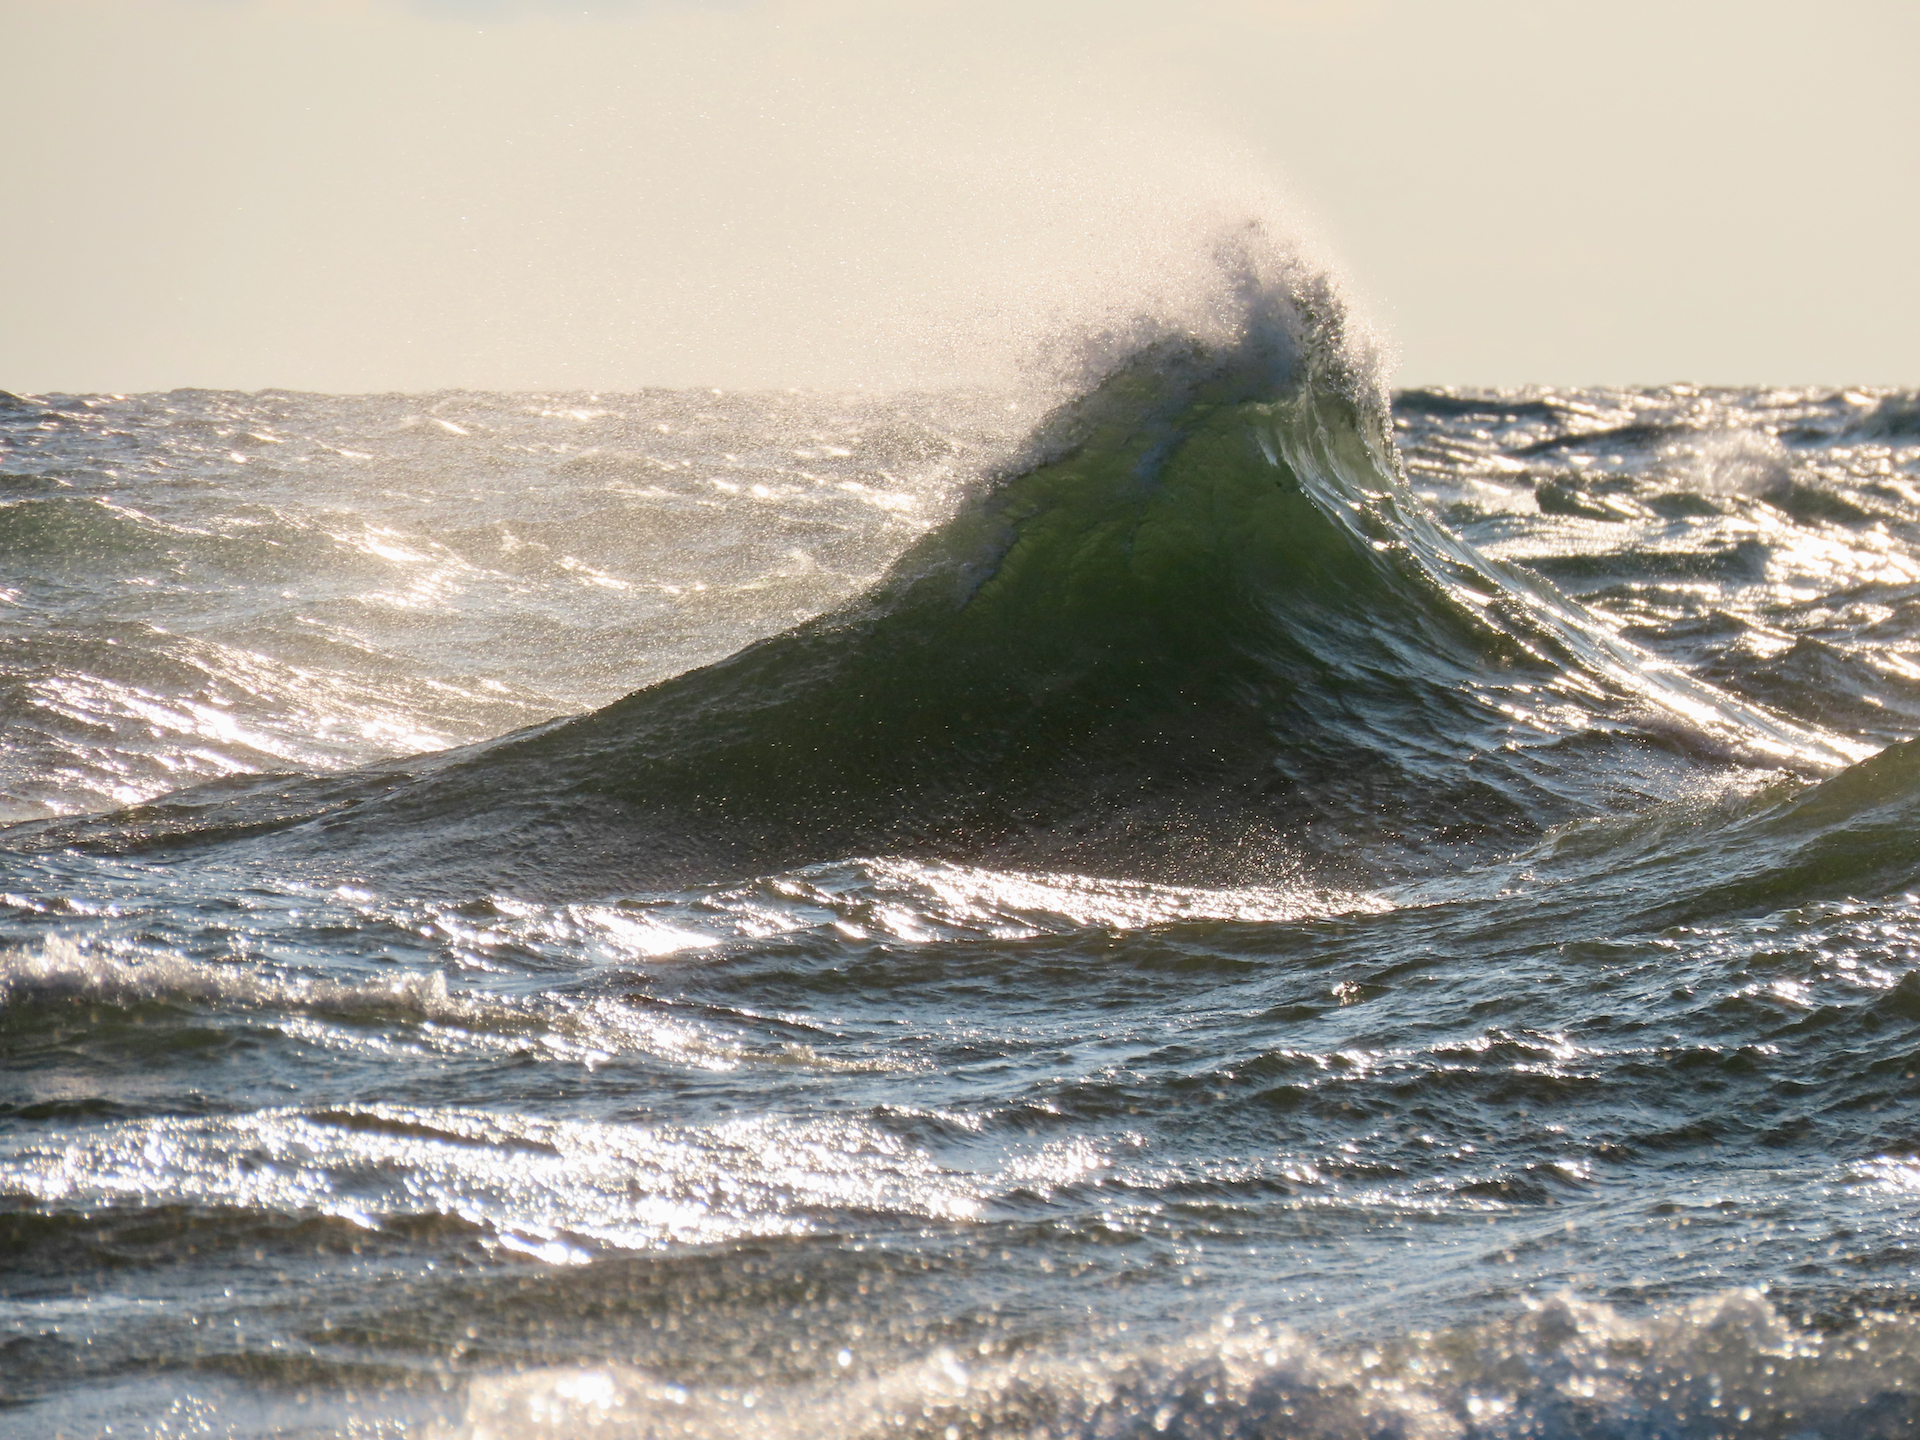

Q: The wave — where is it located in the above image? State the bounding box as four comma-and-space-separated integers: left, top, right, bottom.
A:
1845, 392, 1920, 438
441, 1289, 1920, 1439
0, 935, 807, 1076
1459, 720, 1920, 931
0, 934, 461, 1015
1629, 735, 1920, 927
0, 1100, 1041, 1254
12, 1286, 1920, 1437
0, 244, 1848, 896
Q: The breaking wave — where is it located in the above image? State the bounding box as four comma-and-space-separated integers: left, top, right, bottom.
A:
2, 233, 1847, 898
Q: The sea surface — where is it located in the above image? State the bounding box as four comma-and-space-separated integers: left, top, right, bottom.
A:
7, 264, 1920, 1437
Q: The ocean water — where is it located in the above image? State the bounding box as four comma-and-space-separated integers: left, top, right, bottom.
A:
7, 256, 1920, 1438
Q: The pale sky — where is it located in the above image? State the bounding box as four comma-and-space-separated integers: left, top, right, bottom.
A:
3, 0, 1915, 393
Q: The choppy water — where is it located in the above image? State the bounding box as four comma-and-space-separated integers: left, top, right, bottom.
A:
7, 266, 1920, 1437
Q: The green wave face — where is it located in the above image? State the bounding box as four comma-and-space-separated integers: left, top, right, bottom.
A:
435, 334, 1833, 890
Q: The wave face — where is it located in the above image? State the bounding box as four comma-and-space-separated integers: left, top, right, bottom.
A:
11, 245, 1920, 1438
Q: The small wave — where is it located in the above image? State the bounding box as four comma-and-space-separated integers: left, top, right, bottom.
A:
1391, 388, 1560, 422
0, 933, 865, 1074
0, 495, 193, 569
439, 1289, 1920, 1439
1844, 392, 1920, 439
1630, 735, 1920, 925
1687, 430, 1794, 496
0, 1103, 988, 1254
0, 935, 459, 1016
710, 858, 1385, 943
1516, 420, 1690, 457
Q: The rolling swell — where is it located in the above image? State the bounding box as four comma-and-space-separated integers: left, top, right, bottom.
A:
1, 300, 1845, 896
